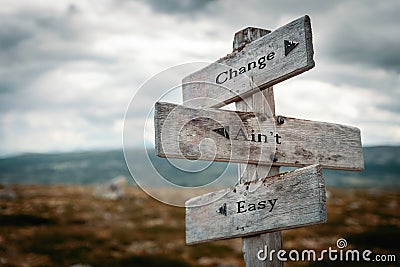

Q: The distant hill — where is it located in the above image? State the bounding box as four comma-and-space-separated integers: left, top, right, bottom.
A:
0, 146, 399, 188
322, 146, 400, 188
0, 150, 131, 185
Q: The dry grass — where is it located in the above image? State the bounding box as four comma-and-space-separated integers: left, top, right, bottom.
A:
0, 185, 398, 267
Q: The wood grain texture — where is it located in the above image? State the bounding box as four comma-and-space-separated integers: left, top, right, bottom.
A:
233, 27, 271, 51
237, 90, 282, 267
154, 102, 364, 171
182, 15, 314, 108
185, 164, 327, 244
234, 29, 282, 267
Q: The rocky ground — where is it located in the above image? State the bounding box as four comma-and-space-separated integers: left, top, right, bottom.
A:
0, 185, 399, 267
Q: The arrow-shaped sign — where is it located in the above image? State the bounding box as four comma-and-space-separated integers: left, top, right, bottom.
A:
186, 164, 326, 244
155, 102, 364, 171
182, 15, 315, 108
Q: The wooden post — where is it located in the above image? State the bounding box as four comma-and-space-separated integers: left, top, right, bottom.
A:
234, 27, 283, 267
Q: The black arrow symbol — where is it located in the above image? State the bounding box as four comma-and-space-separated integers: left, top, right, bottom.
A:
217, 203, 227, 216
212, 126, 230, 139
284, 40, 299, 56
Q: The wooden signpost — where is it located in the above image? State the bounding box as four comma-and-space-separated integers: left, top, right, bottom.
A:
182, 15, 314, 108
186, 164, 326, 244
155, 102, 364, 171
154, 15, 364, 266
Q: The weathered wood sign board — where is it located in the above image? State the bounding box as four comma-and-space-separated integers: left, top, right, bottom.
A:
182, 15, 314, 108
155, 102, 364, 171
186, 164, 326, 244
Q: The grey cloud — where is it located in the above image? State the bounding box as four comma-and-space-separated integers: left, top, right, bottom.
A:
0, 22, 32, 50
249, 0, 338, 15
139, 0, 215, 15
0, 8, 113, 97
377, 99, 400, 116
325, 28, 400, 73
337, 43, 399, 74
319, 1, 400, 73
13, 9, 79, 40
67, 4, 79, 15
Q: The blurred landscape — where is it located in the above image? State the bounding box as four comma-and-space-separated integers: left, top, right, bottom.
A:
1, 1, 399, 266
1, 146, 399, 188
0, 146, 399, 266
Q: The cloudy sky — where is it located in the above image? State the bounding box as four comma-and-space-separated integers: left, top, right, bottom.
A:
1, 0, 399, 156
